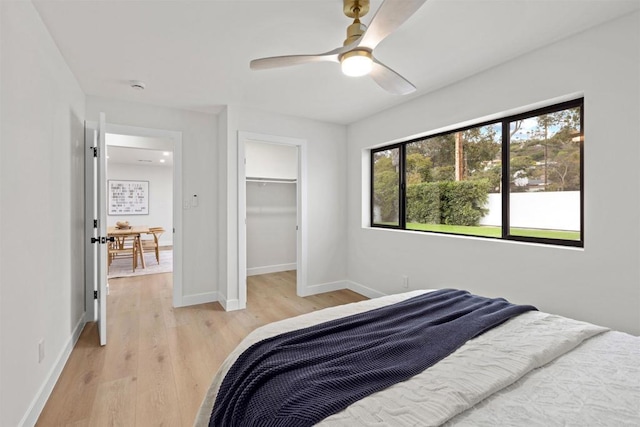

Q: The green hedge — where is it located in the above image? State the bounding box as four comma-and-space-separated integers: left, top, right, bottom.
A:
373, 170, 400, 222
406, 180, 490, 226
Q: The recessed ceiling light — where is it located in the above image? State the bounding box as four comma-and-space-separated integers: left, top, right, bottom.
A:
138, 159, 152, 162
160, 159, 166, 163
163, 151, 170, 156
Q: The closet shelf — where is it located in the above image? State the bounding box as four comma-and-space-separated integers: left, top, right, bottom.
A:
246, 177, 297, 184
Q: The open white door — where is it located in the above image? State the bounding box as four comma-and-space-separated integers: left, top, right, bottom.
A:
96, 113, 108, 345
85, 113, 108, 345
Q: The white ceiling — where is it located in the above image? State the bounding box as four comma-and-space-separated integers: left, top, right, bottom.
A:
105, 133, 174, 166
107, 146, 173, 167
33, 0, 639, 125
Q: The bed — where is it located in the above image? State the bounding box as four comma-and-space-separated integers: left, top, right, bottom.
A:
195, 289, 640, 426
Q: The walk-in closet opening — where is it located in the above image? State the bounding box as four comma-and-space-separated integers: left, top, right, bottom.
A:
245, 141, 299, 287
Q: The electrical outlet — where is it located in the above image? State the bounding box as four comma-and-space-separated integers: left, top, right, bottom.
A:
38, 339, 45, 363
402, 275, 409, 289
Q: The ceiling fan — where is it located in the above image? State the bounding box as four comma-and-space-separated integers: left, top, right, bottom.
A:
249, 0, 427, 95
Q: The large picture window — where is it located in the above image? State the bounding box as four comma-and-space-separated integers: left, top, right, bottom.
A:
371, 98, 584, 247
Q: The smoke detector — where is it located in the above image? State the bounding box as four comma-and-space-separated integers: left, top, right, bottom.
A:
129, 80, 146, 90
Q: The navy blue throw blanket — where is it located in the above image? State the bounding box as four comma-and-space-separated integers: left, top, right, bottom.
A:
209, 289, 536, 427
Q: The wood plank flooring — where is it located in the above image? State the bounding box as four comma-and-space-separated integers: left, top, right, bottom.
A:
36, 271, 367, 426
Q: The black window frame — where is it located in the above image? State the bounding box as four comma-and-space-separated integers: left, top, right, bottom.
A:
370, 143, 405, 229
370, 98, 584, 248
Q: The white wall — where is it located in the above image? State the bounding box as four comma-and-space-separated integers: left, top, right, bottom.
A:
245, 142, 298, 275
246, 182, 297, 275
480, 192, 580, 231
347, 12, 640, 335
106, 163, 174, 246
219, 106, 348, 308
217, 108, 230, 304
86, 97, 218, 301
0, 2, 86, 426
245, 141, 298, 180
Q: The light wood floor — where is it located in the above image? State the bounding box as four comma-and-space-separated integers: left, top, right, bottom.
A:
36, 271, 367, 426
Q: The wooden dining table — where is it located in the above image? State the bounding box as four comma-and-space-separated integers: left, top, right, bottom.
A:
107, 225, 149, 269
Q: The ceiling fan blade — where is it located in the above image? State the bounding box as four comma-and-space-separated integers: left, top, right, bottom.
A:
250, 45, 352, 70
370, 58, 416, 95
359, 0, 427, 50
250, 54, 338, 70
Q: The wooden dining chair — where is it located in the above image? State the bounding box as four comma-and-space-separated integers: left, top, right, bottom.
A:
108, 235, 138, 272
140, 227, 165, 264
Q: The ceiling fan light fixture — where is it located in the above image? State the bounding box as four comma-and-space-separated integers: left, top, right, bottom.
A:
340, 50, 373, 77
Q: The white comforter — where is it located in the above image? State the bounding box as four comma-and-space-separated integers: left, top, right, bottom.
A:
195, 290, 640, 426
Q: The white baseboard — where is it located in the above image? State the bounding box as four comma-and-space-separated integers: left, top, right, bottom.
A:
247, 263, 296, 277
177, 292, 252, 311
300, 280, 389, 299
174, 279, 390, 309
20, 314, 86, 427
301, 280, 351, 297
218, 294, 244, 311
179, 291, 219, 307
345, 280, 388, 299
219, 297, 241, 311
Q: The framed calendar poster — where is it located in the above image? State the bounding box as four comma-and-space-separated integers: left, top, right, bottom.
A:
108, 180, 149, 215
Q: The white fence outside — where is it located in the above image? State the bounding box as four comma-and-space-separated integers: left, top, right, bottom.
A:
480, 191, 580, 231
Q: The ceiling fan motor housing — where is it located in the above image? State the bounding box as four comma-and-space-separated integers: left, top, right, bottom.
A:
344, 21, 368, 45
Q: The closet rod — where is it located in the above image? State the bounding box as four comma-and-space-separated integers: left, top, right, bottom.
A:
246, 177, 297, 184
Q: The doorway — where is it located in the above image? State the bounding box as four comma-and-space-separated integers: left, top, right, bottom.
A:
105, 138, 174, 279
104, 124, 183, 307
245, 143, 297, 275
238, 132, 308, 309
85, 120, 183, 341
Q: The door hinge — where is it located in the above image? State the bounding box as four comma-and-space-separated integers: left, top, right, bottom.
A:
93, 146, 98, 158
93, 219, 98, 228
94, 290, 98, 300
